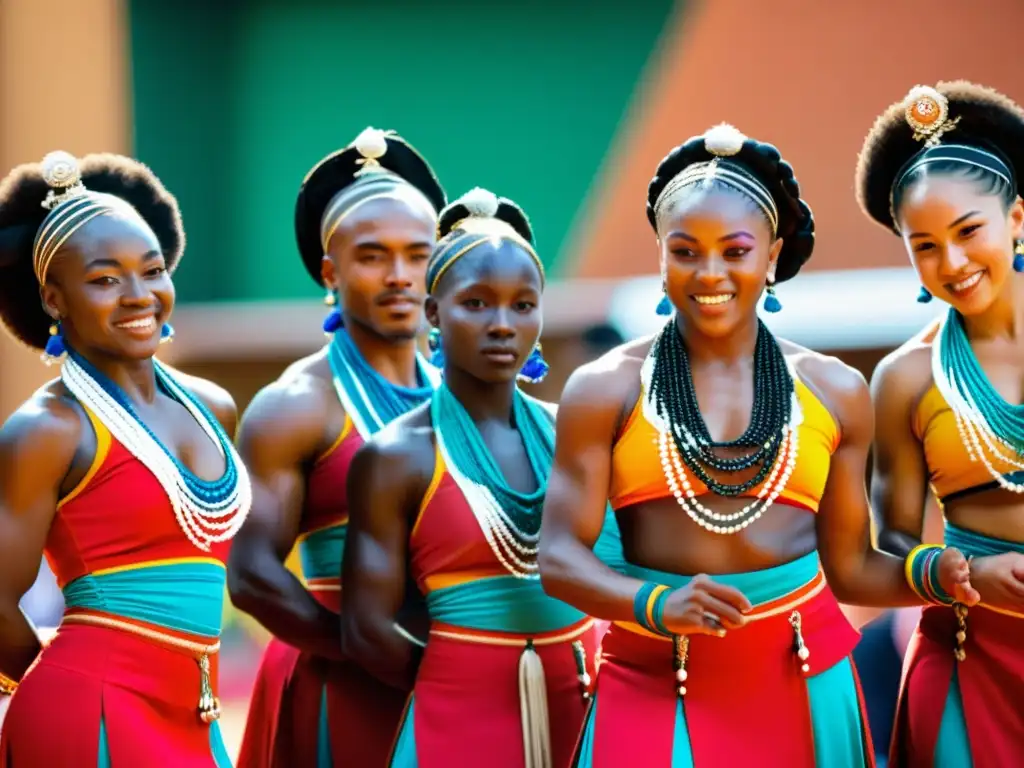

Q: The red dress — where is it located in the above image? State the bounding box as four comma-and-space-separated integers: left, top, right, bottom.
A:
236, 415, 409, 767
0, 407, 236, 766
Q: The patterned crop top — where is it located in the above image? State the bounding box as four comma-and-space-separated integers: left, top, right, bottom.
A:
609, 377, 839, 513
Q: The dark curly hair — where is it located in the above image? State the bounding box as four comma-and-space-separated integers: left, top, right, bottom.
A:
646, 131, 815, 283
0, 153, 184, 350
856, 81, 1024, 234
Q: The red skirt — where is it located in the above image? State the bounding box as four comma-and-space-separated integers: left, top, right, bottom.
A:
577, 583, 872, 767
0, 622, 229, 766
890, 604, 1024, 768
236, 588, 408, 767
390, 619, 597, 768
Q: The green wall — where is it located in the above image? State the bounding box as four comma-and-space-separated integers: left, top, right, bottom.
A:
130, 0, 674, 303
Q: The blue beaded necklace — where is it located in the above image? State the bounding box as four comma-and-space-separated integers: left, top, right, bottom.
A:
328, 329, 439, 438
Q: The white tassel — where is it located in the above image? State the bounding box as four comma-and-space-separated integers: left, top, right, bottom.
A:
518, 641, 552, 768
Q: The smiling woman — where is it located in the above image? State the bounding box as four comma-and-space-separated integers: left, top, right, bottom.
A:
0, 152, 249, 767
858, 81, 1024, 768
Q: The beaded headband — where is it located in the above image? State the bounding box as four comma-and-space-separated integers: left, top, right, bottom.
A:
653, 124, 779, 236
889, 86, 1016, 223
32, 151, 146, 285
319, 127, 437, 253
426, 187, 543, 294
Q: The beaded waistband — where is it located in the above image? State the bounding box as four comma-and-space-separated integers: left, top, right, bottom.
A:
429, 617, 594, 647
61, 609, 222, 724
613, 567, 826, 641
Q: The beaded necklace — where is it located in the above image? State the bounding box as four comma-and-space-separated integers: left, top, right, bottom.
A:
328, 328, 440, 439
430, 384, 555, 579
643, 319, 801, 534
61, 350, 251, 552
932, 307, 1024, 492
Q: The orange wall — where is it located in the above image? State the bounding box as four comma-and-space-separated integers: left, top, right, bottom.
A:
570, 0, 1024, 280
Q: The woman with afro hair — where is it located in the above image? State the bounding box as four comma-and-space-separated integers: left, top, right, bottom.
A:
537, 123, 973, 767
0, 151, 250, 766
859, 81, 1024, 768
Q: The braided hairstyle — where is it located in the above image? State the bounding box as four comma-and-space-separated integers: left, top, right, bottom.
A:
427, 188, 538, 296
646, 126, 815, 283
857, 81, 1024, 234
0, 153, 184, 350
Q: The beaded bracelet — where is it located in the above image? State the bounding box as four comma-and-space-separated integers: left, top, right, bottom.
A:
905, 544, 955, 606
633, 582, 673, 636
0, 672, 17, 696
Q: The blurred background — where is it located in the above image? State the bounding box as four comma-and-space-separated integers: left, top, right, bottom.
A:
3, 0, 1023, 762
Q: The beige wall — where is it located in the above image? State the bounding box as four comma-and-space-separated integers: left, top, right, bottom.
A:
0, 0, 128, 421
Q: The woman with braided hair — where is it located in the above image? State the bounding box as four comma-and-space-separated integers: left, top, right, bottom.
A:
859, 81, 1024, 767
0, 152, 248, 765
342, 187, 612, 768
538, 123, 974, 767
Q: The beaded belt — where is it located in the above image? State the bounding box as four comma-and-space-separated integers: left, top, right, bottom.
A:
62, 611, 222, 723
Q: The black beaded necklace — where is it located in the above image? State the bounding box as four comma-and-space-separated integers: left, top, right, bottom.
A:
647, 318, 794, 497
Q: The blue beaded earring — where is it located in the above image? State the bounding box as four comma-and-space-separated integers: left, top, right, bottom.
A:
1014, 240, 1024, 273
322, 289, 343, 334
655, 280, 673, 316
428, 327, 444, 368
42, 320, 67, 365
159, 322, 175, 344
916, 286, 933, 304
763, 283, 782, 313
517, 345, 550, 384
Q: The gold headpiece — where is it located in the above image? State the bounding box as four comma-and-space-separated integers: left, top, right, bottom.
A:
903, 86, 960, 147
40, 151, 87, 210
352, 127, 389, 175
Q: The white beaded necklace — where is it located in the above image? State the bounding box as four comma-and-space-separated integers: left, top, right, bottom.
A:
640, 351, 803, 535
61, 356, 252, 551
431, 394, 555, 580
931, 318, 1024, 493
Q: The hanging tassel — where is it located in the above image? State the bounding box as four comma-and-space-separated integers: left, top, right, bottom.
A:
789, 610, 811, 674
197, 653, 222, 724
160, 322, 175, 344
917, 286, 933, 304
517, 345, 549, 384
428, 327, 445, 368
571, 640, 591, 702
41, 322, 67, 365
763, 285, 782, 313
322, 308, 343, 334
518, 640, 553, 768
655, 293, 673, 316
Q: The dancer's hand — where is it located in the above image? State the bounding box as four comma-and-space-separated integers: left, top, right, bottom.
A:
966, 552, 1024, 611
661, 575, 752, 637
936, 547, 980, 606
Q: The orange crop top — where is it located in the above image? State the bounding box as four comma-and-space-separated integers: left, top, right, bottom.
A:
913, 383, 1024, 503
609, 377, 839, 513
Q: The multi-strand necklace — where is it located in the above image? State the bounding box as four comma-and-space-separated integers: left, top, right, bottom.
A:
431, 385, 555, 578
61, 350, 251, 552
932, 308, 1024, 492
643, 319, 800, 534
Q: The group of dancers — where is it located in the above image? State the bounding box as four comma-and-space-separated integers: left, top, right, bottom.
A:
0, 78, 1019, 767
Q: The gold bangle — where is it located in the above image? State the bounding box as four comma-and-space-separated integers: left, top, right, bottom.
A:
0, 673, 19, 695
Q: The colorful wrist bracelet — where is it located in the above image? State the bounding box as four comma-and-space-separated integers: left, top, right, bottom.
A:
905, 544, 955, 606
633, 582, 672, 635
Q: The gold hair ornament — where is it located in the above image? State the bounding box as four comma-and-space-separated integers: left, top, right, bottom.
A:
40, 151, 87, 210
903, 86, 961, 147
353, 127, 389, 175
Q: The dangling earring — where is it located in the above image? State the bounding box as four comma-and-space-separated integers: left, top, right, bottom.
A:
159, 322, 175, 344
428, 327, 444, 368
41, 321, 67, 365
655, 280, 673, 316
916, 286, 933, 304
1014, 240, 1024, 273
518, 344, 550, 384
763, 282, 782, 313
322, 289, 343, 334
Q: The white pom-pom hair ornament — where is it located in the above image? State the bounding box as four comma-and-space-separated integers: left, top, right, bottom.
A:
703, 123, 746, 157
41, 151, 82, 190
353, 127, 388, 161
460, 187, 500, 218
